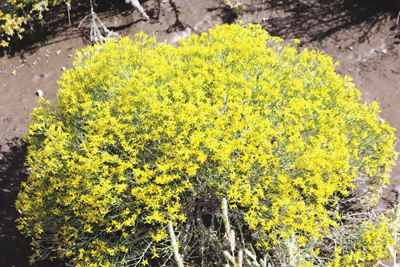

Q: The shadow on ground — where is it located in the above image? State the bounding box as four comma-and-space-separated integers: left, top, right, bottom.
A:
0, 0, 148, 57
0, 138, 64, 267
244, 0, 400, 44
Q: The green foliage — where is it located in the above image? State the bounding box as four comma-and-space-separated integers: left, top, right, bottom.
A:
16, 24, 398, 266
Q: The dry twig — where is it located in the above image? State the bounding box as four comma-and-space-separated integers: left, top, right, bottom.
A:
125, 0, 150, 21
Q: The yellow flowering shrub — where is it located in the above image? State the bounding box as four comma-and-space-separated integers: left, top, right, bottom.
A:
0, 0, 69, 47
16, 24, 398, 266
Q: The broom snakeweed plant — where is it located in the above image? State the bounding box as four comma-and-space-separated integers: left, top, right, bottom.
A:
16, 23, 398, 266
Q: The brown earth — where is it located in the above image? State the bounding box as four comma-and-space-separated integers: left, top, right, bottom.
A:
0, 0, 400, 266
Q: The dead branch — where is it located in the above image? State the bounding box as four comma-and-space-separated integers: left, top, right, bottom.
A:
125, 0, 150, 21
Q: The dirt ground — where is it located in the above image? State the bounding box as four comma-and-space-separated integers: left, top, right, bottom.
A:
0, 0, 400, 266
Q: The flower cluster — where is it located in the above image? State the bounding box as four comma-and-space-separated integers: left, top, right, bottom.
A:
16, 23, 398, 266
0, 0, 69, 47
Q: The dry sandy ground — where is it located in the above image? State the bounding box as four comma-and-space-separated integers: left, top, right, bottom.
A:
0, 0, 399, 266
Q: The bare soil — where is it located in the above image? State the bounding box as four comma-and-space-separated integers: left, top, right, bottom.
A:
1, 0, 399, 266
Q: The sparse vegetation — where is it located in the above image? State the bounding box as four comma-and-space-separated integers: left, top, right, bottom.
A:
0, 0, 149, 46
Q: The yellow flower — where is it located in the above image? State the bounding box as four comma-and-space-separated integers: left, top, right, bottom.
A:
16, 23, 398, 266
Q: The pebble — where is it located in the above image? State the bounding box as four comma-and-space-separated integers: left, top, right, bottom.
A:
61, 67, 67, 72
35, 90, 44, 97
20, 169, 32, 176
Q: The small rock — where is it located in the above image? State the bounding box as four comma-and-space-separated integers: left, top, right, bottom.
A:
21, 168, 32, 176
56, 50, 61, 55
68, 54, 73, 58
35, 90, 44, 97
61, 67, 67, 72
45, 54, 50, 58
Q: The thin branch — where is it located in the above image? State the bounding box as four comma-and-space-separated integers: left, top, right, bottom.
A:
66, 2, 71, 25
125, 0, 150, 21
88, 0, 119, 44
76, 14, 90, 30
397, 11, 400, 26
168, 221, 184, 267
